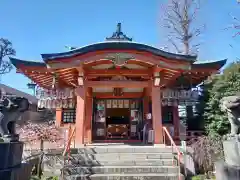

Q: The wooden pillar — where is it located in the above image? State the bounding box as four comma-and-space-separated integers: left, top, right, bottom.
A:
84, 87, 93, 144
151, 86, 163, 144
55, 108, 62, 127
75, 87, 85, 146
173, 106, 180, 137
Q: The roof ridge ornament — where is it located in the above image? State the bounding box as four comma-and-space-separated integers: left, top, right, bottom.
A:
65, 45, 77, 51
106, 23, 132, 41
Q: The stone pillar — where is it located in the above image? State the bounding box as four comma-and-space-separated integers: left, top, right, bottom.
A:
75, 87, 85, 147
215, 139, 240, 180
151, 86, 163, 144
173, 106, 180, 137
84, 87, 93, 144
0, 142, 33, 180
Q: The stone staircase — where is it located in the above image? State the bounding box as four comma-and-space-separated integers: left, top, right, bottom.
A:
61, 145, 184, 180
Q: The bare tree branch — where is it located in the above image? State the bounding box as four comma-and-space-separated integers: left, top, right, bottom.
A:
225, 11, 240, 39
160, 0, 204, 55
167, 36, 182, 53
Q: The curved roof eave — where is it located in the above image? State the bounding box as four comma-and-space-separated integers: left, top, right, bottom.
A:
192, 59, 227, 69
41, 41, 197, 62
9, 57, 46, 68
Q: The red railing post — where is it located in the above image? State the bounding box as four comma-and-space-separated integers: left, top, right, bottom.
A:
162, 126, 183, 180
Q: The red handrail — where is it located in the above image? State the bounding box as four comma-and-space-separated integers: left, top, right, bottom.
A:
62, 126, 76, 157
162, 126, 182, 180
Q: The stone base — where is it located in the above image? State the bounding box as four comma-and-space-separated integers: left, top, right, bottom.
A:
0, 141, 23, 170
0, 163, 32, 180
223, 139, 240, 166
215, 160, 240, 180
2, 134, 19, 142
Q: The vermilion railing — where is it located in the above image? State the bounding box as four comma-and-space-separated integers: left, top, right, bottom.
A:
62, 125, 76, 158
162, 126, 183, 180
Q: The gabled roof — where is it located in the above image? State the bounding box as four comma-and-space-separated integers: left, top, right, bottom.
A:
41, 41, 197, 62
0, 84, 37, 104
10, 57, 46, 68
9, 56, 227, 72
192, 59, 227, 69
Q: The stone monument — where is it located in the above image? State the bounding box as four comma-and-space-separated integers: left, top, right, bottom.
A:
0, 94, 32, 180
215, 95, 240, 180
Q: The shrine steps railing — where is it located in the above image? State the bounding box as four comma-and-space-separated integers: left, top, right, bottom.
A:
163, 126, 183, 180
62, 125, 76, 160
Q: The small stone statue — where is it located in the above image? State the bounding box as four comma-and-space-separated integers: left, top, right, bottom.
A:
0, 96, 29, 142
216, 95, 240, 179
220, 95, 240, 138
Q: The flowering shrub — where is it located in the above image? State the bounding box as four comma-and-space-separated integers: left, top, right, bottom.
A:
190, 136, 223, 176
17, 122, 63, 149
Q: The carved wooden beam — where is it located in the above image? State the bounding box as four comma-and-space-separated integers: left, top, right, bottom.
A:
85, 69, 152, 77
85, 80, 150, 88
94, 92, 143, 98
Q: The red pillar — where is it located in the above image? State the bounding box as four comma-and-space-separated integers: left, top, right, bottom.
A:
84, 87, 93, 144
55, 108, 62, 127
75, 87, 85, 147
151, 86, 163, 144
143, 88, 150, 117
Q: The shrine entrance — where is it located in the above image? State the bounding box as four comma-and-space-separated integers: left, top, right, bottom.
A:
106, 108, 130, 139
92, 98, 143, 142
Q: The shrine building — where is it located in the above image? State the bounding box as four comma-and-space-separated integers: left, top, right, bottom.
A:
10, 23, 226, 146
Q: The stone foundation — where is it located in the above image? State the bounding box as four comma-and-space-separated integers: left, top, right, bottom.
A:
215, 139, 240, 180
0, 141, 32, 180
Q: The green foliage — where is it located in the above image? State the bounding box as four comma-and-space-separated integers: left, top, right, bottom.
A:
203, 61, 240, 136
45, 176, 59, 180
191, 175, 206, 180
30, 176, 40, 180
30, 176, 59, 180
191, 174, 216, 180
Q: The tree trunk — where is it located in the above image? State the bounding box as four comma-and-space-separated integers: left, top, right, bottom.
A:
184, 41, 190, 55
37, 139, 44, 178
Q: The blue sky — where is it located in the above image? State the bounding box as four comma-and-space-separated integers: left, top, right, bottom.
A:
1, 0, 240, 94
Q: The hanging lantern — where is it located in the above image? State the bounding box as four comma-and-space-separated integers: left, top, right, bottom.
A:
162, 100, 167, 106
167, 100, 173, 106
68, 98, 76, 108
46, 99, 51, 109
42, 100, 47, 108
52, 74, 57, 89
38, 100, 42, 108
63, 99, 68, 108
52, 99, 57, 109
173, 100, 178, 106
78, 76, 84, 86
69, 89, 75, 98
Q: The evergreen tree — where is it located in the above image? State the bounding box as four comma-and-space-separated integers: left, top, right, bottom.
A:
204, 61, 240, 136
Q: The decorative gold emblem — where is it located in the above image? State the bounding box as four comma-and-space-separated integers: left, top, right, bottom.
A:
105, 53, 135, 66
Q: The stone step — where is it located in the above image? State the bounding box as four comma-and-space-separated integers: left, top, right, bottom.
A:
63, 173, 184, 180
67, 153, 174, 162
44, 159, 177, 171
68, 146, 176, 154
66, 159, 176, 166
62, 166, 179, 175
